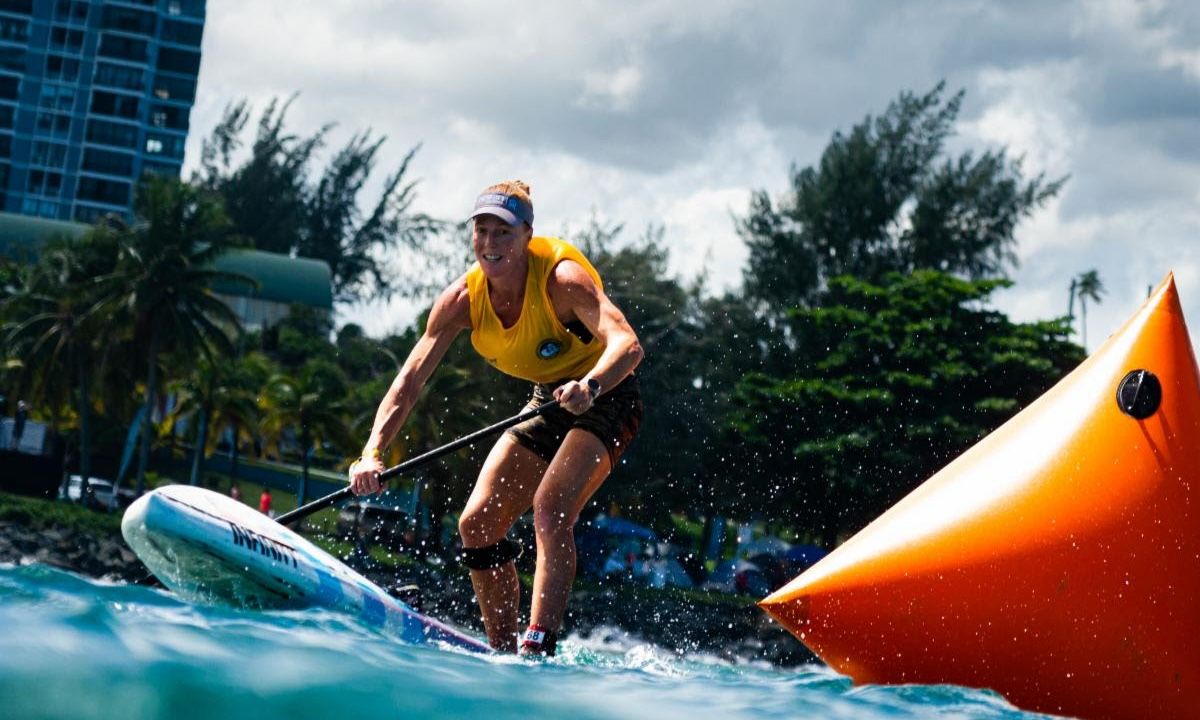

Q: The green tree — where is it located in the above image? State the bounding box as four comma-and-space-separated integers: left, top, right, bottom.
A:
565, 219, 777, 543
1, 232, 120, 497
218, 352, 274, 481
334, 323, 406, 385
99, 176, 251, 495
739, 82, 1064, 314
168, 351, 271, 486
259, 359, 355, 506
195, 97, 445, 303
263, 304, 336, 370
566, 220, 699, 522
728, 271, 1084, 545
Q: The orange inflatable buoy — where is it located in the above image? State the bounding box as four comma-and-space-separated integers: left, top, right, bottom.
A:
760, 273, 1199, 720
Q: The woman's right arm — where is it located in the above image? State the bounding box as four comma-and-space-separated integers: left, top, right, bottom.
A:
349, 277, 472, 496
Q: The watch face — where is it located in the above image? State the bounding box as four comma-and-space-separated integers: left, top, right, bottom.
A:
586, 378, 601, 395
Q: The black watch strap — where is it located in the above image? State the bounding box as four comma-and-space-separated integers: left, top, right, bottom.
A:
585, 377, 602, 397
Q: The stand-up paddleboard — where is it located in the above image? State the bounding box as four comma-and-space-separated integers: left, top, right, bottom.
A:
122, 485, 490, 654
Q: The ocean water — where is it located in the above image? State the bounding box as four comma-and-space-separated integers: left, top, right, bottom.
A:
0, 564, 1057, 720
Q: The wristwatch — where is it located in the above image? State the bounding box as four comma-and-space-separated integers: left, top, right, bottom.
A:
585, 377, 602, 398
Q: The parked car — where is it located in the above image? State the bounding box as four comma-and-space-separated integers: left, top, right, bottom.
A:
62, 476, 137, 510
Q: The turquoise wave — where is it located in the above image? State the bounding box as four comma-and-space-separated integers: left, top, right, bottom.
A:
0, 565, 1056, 720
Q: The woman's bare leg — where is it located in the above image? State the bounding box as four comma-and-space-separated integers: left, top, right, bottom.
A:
457, 436, 545, 651
529, 429, 612, 633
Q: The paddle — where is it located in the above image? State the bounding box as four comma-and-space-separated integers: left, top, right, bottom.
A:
275, 399, 561, 527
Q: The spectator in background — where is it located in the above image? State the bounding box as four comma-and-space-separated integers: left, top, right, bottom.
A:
229, 485, 242, 502
11, 400, 28, 450
259, 487, 272, 515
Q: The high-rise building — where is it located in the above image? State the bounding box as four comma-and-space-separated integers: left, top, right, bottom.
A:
0, 0, 204, 222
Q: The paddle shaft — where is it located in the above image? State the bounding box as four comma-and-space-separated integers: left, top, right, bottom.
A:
275, 399, 561, 526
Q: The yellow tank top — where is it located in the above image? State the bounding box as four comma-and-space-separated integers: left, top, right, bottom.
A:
467, 236, 605, 384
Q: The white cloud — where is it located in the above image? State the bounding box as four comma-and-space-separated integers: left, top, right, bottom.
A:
959, 62, 1082, 177
578, 65, 644, 112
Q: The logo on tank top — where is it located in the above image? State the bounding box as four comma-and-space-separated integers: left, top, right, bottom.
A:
537, 339, 563, 359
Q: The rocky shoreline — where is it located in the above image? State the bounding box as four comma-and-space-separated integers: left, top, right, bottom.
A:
0, 514, 814, 666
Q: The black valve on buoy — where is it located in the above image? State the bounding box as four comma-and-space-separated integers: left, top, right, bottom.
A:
1116, 369, 1161, 419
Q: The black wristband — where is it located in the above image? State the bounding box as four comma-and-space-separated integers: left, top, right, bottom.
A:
585, 377, 601, 397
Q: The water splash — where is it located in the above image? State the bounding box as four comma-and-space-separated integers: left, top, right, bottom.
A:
0, 564, 1056, 720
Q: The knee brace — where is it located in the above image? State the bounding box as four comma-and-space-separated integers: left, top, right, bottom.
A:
460, 538, 522, 570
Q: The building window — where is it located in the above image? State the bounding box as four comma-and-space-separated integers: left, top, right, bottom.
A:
0, 132, 11, 158
149, 103, 188, 131
53, 0, 89, 24
45, 54, 81, 82
152, 74, 196, 102
82, 147, 134, 177
87, 118, 138, 148
144, 133, 184, 158
0, 17, 29, 43
94, 62, 145, 91
91, 90, 141, 120
1, 1, 34, 14
39, 84, 76, 112
0, 46, 25, 73
49, 26, 85, 53
98, 34, 149, 63
77, 176, 131, 206
35, 112, 71, 138
101, 5, 156, 36
27, 169, 64, 197
20, 197, 61, 219
157, 48, 201, 75
0, 105, 14, 130
31, 141, 68, 167
160, 19, 203, 47
0, 74, 17, 101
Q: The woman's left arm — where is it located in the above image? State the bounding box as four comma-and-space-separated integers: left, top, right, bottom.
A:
548, 260, 644, 414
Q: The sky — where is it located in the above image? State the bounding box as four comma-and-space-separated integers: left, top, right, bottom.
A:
182, 0, 1200, 351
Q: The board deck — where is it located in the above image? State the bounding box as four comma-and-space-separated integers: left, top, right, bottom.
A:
122, 485, 490, 654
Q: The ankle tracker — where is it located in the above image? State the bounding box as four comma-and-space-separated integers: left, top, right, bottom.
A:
519, 624, 557, 657
460, 538, 522, 570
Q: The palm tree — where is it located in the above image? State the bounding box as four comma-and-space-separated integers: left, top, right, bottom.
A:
98, 176, 252, 495
166, 355, 217, 486
168, 350, 259, 487
211, 352, 271, 482
1073, 270, 1105, 349
259, 360, 354, 507
1, 233, 119, 500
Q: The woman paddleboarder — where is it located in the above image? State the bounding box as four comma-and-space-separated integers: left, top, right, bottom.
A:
349, 180, 644, 655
